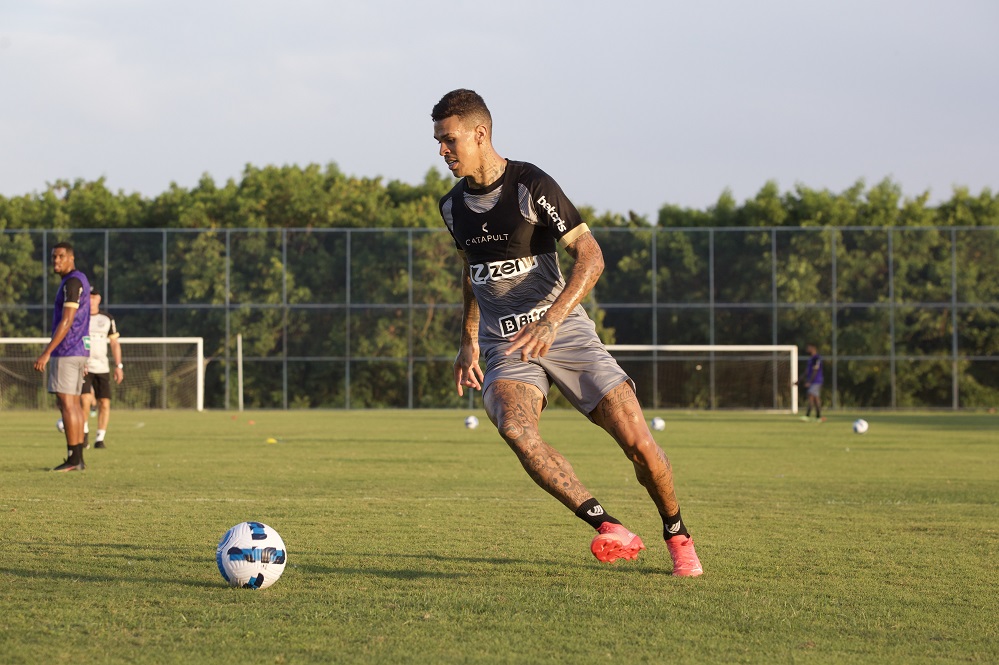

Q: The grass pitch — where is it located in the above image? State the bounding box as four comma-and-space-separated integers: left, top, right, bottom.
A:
1, 409, 996, 664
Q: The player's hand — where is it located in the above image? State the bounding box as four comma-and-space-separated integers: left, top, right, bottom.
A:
33, 353, 50, 372
505, 319, 559, 361
114, 367, 124, 384
454, 345, 483, 397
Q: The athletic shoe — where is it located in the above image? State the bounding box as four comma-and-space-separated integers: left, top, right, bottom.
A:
590, 522, 645, 563
52, 459, 85, 472
94, 440, 106, 449
666, 535, 703, 577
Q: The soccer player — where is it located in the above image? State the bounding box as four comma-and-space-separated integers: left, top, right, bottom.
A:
432, 89, 703, 576
802, 343, 825, 422
81, 287, 123, 449
33, 242, 90, 471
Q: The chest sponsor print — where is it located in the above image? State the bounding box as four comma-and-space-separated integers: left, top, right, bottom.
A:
470, 256, 538, 285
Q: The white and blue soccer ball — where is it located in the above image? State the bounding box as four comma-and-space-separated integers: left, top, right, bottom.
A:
216, 521, 287, 589
651, 416, 666, 431
853, 418, 869, 434
464, 415, 480, 429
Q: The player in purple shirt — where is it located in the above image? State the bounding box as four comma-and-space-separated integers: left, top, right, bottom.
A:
433, 89, 702, 576
33, 242, 91, 471
803, 344, 825, 422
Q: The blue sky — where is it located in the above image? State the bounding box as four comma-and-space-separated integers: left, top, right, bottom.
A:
2, 1, 996, 220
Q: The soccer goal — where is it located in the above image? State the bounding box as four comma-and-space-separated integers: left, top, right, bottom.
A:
0, 337, 204, 411
606, 344, 799, 413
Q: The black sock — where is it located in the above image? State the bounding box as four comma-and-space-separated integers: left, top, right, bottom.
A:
815, 405, 821, 418
69, 444, 84, 465
663, 510, 689, 540
575, 498, 620, 530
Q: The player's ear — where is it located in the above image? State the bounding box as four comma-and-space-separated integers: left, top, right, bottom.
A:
475, 123, 488, 145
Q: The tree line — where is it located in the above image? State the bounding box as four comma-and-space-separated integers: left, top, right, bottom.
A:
2, 164, 997, 409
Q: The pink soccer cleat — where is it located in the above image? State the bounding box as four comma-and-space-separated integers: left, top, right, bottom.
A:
666, 534, 703, 577
590, 522, 645, 563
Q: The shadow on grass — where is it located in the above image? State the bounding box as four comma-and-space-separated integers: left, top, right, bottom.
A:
296, 551, 673, 578
0, 565, 220, 589
9, 541, 674, 586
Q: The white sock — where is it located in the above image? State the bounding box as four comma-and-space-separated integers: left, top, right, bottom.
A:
84, 422, 89, 434
97, 429, 106, 441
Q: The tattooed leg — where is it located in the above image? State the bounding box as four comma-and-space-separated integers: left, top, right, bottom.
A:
592, 381, 680, 517
484, 380, 592, 511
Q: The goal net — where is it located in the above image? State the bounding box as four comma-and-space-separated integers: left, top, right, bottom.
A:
0, 337, 204, 411
606, 345, 799, 413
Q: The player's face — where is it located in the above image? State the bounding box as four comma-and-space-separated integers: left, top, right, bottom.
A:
51, 247, 74, 276
433, 115, 481, 179
90, 293, 101, 314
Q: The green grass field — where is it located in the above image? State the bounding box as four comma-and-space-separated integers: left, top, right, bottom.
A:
2, 409, 996, 664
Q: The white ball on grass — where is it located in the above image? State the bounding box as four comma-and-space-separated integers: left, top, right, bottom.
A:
853, 418, 869, 434
651, 417, 666, 431
464, 415, 479, 429
216, 521, 287, 589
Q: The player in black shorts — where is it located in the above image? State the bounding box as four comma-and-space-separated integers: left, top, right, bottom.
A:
82, 287, 123, 448
432, 89, 702, 576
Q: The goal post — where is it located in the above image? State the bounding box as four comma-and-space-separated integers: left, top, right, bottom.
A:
606, 344, 799, 413
0, 337, 204, 411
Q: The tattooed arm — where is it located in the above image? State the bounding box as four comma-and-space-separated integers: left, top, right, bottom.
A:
455, 252, 484, 395
506, 231, 605, 361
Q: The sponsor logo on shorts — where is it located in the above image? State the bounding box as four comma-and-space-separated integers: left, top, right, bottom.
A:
470, 256, 538, 285
536, 195, 567, 233
499, 305, 551, 337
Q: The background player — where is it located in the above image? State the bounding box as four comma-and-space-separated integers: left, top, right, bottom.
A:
33, 242, 90, 471
433, 89, 702, 576
81, 287, 123, 449
802, 343, 825, 422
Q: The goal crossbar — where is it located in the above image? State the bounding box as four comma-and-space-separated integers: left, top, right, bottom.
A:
0, 337, 204, 411
607, 344, 799, 413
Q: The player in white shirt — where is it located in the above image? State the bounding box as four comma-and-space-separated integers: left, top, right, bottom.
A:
81, 287, 123, 449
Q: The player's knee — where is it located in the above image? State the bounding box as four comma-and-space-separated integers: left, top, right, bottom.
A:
497, 420, 538, 448
623, 437, 664, 469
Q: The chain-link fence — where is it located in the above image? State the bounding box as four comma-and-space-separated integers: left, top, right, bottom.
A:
2, 226, 997, 409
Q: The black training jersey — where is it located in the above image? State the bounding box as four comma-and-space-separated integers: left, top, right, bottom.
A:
439, 160, 591, 342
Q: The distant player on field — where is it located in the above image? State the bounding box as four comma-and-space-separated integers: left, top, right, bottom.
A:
33, 242, 90, 471
81, 286, 123, 449
432, 89, 703, 576
802, 343, 824, 422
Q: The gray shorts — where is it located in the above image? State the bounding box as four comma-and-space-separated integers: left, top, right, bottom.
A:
48, 356, 87, 395
807, 383, 822, 398
481, 316, 633, 419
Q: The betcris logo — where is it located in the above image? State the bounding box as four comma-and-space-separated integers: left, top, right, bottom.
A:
499, 305, 551, 337
536, 195, 567, 233
470, 256, 538, 285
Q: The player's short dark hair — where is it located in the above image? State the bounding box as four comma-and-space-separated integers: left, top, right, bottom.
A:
53, 241, 74, 253
431, 89, 492, 130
